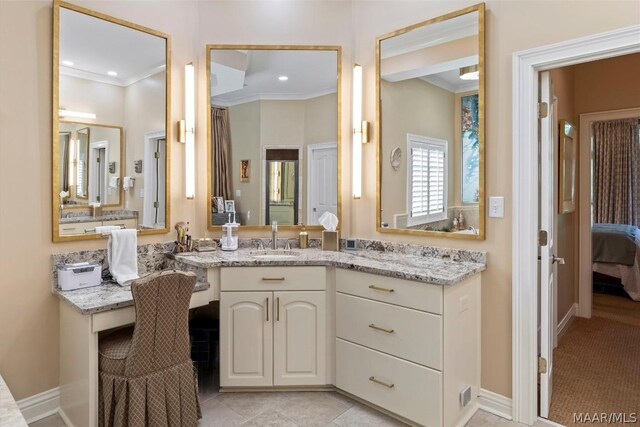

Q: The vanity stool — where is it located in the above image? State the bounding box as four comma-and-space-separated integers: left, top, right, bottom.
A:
98, 271, 201, 427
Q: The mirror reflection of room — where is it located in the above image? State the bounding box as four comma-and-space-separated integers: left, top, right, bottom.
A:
56, 5, 168, 237
379, 10, 482, 236
209, 48, 338, 227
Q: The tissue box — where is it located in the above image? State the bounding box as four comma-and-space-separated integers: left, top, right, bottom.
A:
321, 231, 339, 251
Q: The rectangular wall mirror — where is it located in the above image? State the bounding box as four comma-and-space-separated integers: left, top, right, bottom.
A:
376, 3, 485, 239
52, 0, 171, 241
206, 45, 341, 230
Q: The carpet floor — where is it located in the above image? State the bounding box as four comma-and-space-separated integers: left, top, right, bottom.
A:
548, 314, 640, 426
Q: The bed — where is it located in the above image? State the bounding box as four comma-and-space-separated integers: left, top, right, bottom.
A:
592, 223, 640, 301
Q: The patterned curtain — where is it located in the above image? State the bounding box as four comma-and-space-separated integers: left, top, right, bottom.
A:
211, 107, 232, 200
593, 118, 640, 226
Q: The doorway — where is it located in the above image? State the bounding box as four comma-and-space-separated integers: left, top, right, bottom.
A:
89, 141, 108, 204
512, 25, 640, 425
143, 131, 166, 228
307, 142, 337, 225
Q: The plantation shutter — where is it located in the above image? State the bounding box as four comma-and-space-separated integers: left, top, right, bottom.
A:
407, 135, 448, 226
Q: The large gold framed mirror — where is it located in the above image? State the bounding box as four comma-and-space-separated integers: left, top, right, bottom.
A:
52, 0, 171, 241
206, 45, 341, 231
376, 3, 485, 240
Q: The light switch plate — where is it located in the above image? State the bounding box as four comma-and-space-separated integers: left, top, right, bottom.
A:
489, 196, 505, 218
236, 189, 241, 197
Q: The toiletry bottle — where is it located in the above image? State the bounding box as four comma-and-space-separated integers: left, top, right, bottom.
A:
299, 224, 308, 249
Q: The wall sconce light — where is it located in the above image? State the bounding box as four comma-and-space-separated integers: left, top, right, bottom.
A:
184, 62, 195, 199
59, 109, 96, 120
352, 64, 368, 199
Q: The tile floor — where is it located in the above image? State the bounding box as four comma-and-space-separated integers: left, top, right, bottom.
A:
29, 392, 557, 426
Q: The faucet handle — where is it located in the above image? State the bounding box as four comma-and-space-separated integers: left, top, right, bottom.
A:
255, 239, 266, 250
284, 240, 292, 250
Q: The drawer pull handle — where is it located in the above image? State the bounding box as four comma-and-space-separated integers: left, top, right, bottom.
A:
369, 376, 394, 389
369, 324, 394, 334
266, 297, 269, 321
262, 277, 285, 281
369, 285, 394, 293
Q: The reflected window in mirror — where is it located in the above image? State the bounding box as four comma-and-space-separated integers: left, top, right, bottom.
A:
207, 46, 341, 230
53, 2, 170, 241
377, 4, 485, 239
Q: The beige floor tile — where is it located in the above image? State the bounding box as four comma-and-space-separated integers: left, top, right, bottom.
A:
216, 392, 289, 419
333, 404, 407, 426
325, 392, 358, 408
28, 413, 66, 427
277, 392, 352, 426
199, 398, 246, 426
240, 409, 297, 426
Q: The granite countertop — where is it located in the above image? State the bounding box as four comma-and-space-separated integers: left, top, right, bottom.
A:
54, 281, 210, 315
0, 375, 28, 427
171, 247, 486, 286
60, 212, 138, 224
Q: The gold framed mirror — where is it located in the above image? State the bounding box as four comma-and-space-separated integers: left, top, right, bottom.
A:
52, 0, 171, 241
206, 45, 341, 231
376, 3, 485, 240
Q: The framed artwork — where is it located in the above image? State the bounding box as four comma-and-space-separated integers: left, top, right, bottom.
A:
214, 196, 224, 213
225, 200, 236, 213
559, 119, 577, 214
461, 94, 480, 203
240, 160, 250, 182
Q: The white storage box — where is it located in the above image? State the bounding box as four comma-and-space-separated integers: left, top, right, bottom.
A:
58, 262, 102, 291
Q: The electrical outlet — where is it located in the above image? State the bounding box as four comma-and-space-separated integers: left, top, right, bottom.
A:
460, 386, 472, 407
236, 189, 241, 197
489, 196, 505, 218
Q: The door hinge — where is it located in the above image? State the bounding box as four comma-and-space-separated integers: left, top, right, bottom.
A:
538, 102, 548, 119
153, 201, 159, 208
154, 151, 160, 159
538, 230, 548, 246
538, 356, 548, 374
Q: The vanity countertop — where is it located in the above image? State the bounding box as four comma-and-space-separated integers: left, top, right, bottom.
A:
0, 374, 28, 427
53, 280, 210, 315
171, 248, 486, 286
59, 212, 138, 224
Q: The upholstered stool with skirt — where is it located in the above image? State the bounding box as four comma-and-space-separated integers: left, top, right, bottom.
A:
98, 270, 202, 427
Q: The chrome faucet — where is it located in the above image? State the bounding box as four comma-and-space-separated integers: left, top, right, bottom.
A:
271, 221, 278, 249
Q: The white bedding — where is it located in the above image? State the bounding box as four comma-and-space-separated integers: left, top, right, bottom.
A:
592, 228, 640, 301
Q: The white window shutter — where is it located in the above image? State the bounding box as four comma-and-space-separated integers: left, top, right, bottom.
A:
407, 134, 448, 226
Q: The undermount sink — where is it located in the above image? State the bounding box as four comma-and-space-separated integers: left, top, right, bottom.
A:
250, 250, 301, 259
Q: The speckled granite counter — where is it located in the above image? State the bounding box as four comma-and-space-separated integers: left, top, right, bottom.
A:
0, 375, 27, 427
54, 280, 211, 315
171, 247, 486, 286
59, 210, 138, 224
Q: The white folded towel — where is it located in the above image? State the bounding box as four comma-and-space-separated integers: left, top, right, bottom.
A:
108, 176, 120, 189
96, 225, 121, 234
108, 229, 139, 285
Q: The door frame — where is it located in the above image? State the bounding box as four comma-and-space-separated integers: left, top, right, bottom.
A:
89, 140, 109, 204
143, 130, 166, 228
307, 141, 337, 225
261, 145, 303, 226
511, 25, 640, 425
578, 107, 640, 318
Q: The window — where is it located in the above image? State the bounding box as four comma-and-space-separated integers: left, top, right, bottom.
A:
407, 134, 448, 226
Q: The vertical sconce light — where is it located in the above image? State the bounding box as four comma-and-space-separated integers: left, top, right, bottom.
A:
184, 62, 195, 199
352, 64, 363, 199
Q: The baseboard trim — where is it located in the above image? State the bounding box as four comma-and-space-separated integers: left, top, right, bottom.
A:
557, 303, 578, 339
478, 388, 513, 420
17, 387, 60, 423
58, 408, 75, 427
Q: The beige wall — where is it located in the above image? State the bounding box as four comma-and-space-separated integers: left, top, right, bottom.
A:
0, 0, 638, 402
59, 75, 125, 126
380, 78, 455, 224
550, 66, 578, 326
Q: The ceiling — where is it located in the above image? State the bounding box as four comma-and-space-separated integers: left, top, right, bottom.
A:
210, 49, 338, 106
59, 7, 166, 87
420, 68, 479, 93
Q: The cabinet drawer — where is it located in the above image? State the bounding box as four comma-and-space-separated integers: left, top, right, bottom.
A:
336, 293, 442, 370
103, 218, 137, 229
59, 221, 103, 236
336, 339, 442, 427
336, 269, 442, 314
221, 267, 325, 291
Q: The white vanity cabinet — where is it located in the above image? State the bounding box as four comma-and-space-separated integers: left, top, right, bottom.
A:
220, 267, 327, 388
335, 269, 481, 427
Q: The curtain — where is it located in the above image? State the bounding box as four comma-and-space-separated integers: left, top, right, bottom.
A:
211, 107, 232, 200
593, 118, 640, 226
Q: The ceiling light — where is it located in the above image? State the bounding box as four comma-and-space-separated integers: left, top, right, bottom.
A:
59, 109, 96, 119
107, 71, 118, 77
460, 65, 479, 80
62, 60, 74, 67
278, 75, 289, 81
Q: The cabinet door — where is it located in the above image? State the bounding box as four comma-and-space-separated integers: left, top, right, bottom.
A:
273, 291, 326, 385
220, 292, 273, 387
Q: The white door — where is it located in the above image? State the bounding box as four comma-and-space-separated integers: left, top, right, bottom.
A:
307, 143, 337, 225
273, 291, 326, 385
143, 133, 166, 228
220, 292, 273, 387
539, 71, 562, 418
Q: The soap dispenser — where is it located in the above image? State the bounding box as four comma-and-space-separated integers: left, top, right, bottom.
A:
299, 224, 308, 249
